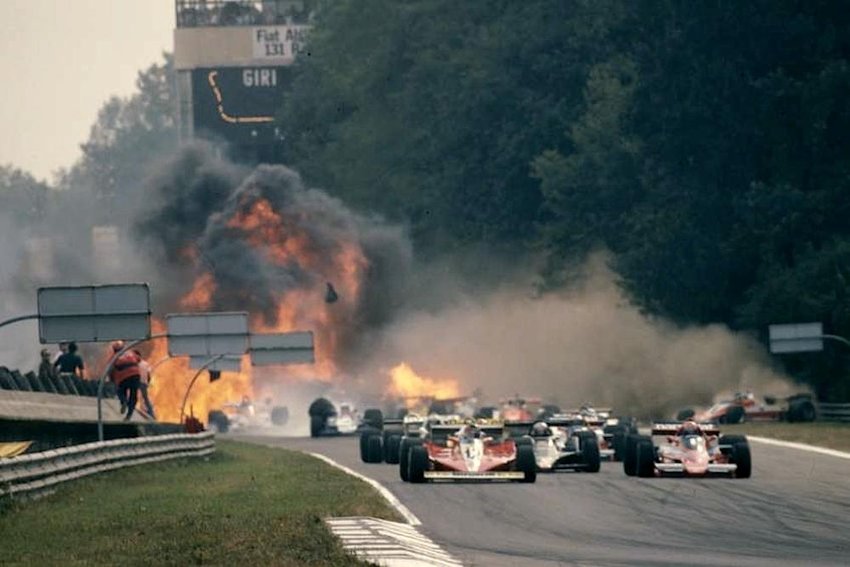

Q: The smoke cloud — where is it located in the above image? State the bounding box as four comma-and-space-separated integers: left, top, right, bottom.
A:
362, 254, 794, 418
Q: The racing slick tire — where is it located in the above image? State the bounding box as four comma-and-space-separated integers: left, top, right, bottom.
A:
270, 406, 289, 426
383, 432, 402, 464
676, 408, 695, 421
408, 445, 428, 483
731, 441, 752, 478
207, 410, 229, 433
515, 445, 537, 483
635, 436, 655, 478
310, 415, 325, 438
363, 409, 384, 430
366, 433, 384, 463
399, 437, 422, 482
360, 430, 378, 462
623, 434, 639, 476
788, 399, 817, 422
577, 431, 601, 472
718, 405, 745, 424
612, 429, 627, 462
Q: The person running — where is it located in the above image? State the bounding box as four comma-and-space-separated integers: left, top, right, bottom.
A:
135, 350, 156, 420
108, 341, 142, 421
54, 342, 85, 379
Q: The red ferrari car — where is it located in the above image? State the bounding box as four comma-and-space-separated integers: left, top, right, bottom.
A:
401, 422, 537, 483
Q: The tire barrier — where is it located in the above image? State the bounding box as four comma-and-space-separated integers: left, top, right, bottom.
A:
0, 431, 215, 499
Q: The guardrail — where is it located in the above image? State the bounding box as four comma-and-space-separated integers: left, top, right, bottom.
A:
0, 432, 215, 499
819, 403, 850, 423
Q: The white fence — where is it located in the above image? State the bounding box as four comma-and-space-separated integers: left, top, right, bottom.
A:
819, 403, 850, 423
0, 432, 215, 499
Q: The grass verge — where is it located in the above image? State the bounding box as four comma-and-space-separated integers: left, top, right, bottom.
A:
0, 440, 400, 566
723, 422, 850, 452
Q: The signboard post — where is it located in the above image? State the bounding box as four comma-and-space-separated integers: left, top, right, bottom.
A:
250, 331, 314, 366
37, 284, 151, 343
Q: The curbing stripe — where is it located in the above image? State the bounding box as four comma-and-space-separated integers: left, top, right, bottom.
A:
307, 452, 422, 526
748, 436, 850, 460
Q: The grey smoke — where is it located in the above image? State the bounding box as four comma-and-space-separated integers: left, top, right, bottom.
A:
362, 254, 793, 419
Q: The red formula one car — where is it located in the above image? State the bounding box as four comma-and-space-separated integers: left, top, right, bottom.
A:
401, 421, 537, 483
624, 421, 751, 478
677, 391, 817, 424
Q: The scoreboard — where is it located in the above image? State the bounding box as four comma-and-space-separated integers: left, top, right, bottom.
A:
191, 66, 293, 146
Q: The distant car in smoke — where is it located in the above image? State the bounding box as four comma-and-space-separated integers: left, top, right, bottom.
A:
207, 396, 289, 433
677, 391, 817, 424
308, 397, 382, 437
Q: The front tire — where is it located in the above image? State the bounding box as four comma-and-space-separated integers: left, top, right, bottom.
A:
578, 431, 601, 472
635, 437, 655, 477
408, 445, 428, 483
515, 445, 537, 482
623, 434, 638, 476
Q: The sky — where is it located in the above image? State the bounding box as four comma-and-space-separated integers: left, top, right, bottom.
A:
0, 0, 174, 182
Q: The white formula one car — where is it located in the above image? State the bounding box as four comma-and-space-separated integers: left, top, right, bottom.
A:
527, 418, 601, 472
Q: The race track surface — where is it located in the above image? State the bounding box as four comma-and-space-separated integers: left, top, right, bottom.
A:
237, 435, 849, 566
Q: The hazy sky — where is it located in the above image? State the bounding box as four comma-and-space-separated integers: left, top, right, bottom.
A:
0, 0, 173, 182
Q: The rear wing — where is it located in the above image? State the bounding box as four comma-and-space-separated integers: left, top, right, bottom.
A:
382, 418, 404, 432
503, 421, 533, 438
428, 424, 504, 444
651, 421, 720, 436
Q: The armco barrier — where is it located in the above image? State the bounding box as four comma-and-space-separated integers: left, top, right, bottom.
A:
0, 431, 215, 499
819, 403, 850, 423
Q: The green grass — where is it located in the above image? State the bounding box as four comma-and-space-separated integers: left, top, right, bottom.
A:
723, 422, 850, 452
0, 440, 400, 566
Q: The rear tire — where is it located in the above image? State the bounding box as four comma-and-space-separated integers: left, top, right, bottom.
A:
578, 431, 601, 473
788, 400, 816, 422
363, 408, 384, 430
366, 434, 383, 463
408, 445, 428, 483
623, 434, 638, 476
270, 406, 289, 426
612, 430, 627, 461
384, 433, 402, 464
359, 430, 374, 462
731, 441, 752, 478
207, 410, 229, 434
676, 408, 695, 421
719, 405, 745, 424
515, 445, 537, 482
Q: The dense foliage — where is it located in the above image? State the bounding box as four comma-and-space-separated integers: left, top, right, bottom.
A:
281, 0, 850, 398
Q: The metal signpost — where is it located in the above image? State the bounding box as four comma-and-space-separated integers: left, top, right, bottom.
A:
768, 322, 824, 353
38, 284, 151, 343
769, 322, 850, 353
250, 331, 314, 366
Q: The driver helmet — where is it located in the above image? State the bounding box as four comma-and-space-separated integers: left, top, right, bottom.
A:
680, 418, 701, 435
579, 404, 596, 417
111, 340, 125, 352
531, 422, 551, 437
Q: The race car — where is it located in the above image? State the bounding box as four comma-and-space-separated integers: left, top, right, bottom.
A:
399, 420, 537, 483
207, 396, 289, 433
677, 391, 817, 423
308, 397, 382, 437
623, 420, 752, 478
560, 405, 637, 461
527, 418, 601, 472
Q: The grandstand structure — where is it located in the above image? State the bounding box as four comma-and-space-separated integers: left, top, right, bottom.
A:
173, 0, 313, 163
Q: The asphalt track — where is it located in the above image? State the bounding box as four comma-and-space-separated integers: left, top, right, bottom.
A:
237, 434, 849, 567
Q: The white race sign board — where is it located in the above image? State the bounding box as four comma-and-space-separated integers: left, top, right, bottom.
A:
250, 331, 314, 366
769, 322, 823, 353
167, 312, 249, 357
37, 284, 151, 343
251, 26, 309, 62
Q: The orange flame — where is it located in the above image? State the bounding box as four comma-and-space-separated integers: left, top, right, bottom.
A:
148, 196, 370, 424
388, 363, 460, 403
